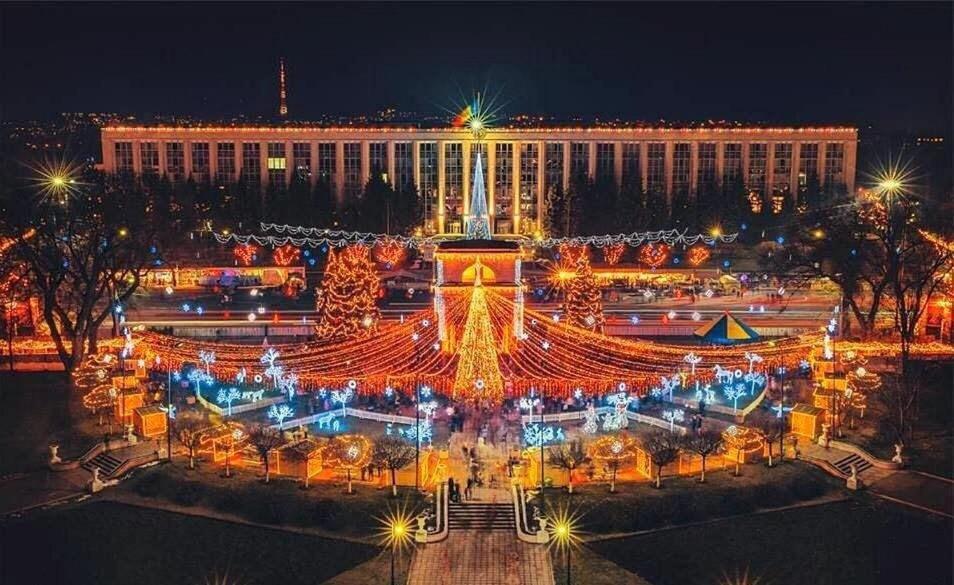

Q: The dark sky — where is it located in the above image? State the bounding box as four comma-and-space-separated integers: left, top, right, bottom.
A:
2, 2, 951, 132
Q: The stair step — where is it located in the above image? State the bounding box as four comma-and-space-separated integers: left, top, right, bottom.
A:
832, 454, 873, 475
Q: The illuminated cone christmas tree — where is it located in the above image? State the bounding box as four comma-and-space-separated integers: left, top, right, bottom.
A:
562, 253, 604, 332
315, 245, 381, 339
453, 260, 504, 401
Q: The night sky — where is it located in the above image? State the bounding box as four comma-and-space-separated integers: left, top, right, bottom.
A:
1, 2, 951, 132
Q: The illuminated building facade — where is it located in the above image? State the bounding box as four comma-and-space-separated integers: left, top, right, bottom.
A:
101, 125, 857, 235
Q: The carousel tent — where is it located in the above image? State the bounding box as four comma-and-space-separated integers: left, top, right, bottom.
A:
694, 312, 760, 344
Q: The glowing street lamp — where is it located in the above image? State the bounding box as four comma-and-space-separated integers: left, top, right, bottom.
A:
548, 509, 580, 585
379, 511, 413, 585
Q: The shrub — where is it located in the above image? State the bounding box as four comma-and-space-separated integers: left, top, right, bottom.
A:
172, 481, 205, 506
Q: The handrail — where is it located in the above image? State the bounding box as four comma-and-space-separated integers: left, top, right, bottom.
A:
109, 451, 160, 479
426, 482, 449, 543
828, 439, 902, 470
520, 406, 686, 434
512, 483, 543, 543
275, 406, 416, 430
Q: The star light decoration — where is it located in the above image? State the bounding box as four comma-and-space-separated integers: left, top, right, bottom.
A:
29, 158, 84, 204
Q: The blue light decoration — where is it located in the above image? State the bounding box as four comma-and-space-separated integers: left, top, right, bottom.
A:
672, 256, 681, 265
850, 248, 858, 256
150, 246, 157, 254
523, 422, 565, 447
303, 250, 311, 257
113, 304, 123, 314
320, 245, 328, 253
387, 420, 433, 446
741, 222, 748, 230
309, 258, 317, 266
630, 315, 640, 325
181, 303, 191, 312
776, 236, 785, 245
722, 259, 731, 268
419, 385, 433, 399
196, 306, 204, 315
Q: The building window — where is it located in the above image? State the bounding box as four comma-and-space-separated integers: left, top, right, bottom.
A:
697, 143, 716, 191
166, 142, 185, 178
343, 143, 361, 198
570, 142, 589, 178
444, 142, 463, 221
191, 142, 210, 177
267, 143, 286, 187
318, 143, 336, 187
723, 143, 742, 185
596, 143, 614, 182
419, 142, 438, 232
672, 143, 691, 196
798, 143, 819, 187
544, 142, 564, 197
494, 142, 514, 221
772, 143, 792, 194
114, 142, 134, 173
622, 143, 640, 188
394, 142, 413, 190
647, 143, 666, 194
824, 143, 845, 188
369, 142, 388, 179
216, 143, 235, 183
140, 142, 159, 176
241, 143, 260, 182
520, 142, 539, 230
747, 143, 767, 193
292, 142, 311, 177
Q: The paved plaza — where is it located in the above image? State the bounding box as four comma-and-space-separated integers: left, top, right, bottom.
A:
408, 528, 554, 585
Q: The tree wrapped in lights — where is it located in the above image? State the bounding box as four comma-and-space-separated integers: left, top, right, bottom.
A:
453, 266, 504, 401
372, 435, 417, 497
562, 253, 604, 332
315, 245, 381, 340
590, 434, 636, 493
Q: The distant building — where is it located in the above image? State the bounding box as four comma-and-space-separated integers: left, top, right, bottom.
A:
100, 124, 857, 235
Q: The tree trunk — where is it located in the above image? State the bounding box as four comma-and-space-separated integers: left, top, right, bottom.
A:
189, 450, 195, 469
655, 467, 661, 489
610, 467, 616, 493
347, 469, 353, 494
264, 459, 270, 483
700, 457, 707, 483
567, 469, 574, 494
391, 468, 397, 497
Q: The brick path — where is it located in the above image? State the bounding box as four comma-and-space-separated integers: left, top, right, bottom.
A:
407, 530, 554, 585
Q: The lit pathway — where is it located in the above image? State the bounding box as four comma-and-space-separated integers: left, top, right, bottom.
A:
407, 514, 554, 585
408, 428, 554, 585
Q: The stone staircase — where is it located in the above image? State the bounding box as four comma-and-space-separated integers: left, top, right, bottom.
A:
832, 453, 873, 476
449, 501, 515, 531
81, 452, 124, 478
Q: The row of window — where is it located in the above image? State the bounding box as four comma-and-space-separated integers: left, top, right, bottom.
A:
114, 140, 846, 197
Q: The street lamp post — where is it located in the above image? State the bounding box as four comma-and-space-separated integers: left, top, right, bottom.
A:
415, 384, 420, 491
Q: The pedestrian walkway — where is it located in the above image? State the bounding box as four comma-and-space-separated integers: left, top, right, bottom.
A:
800, 441, 953, 518
407, 530, 554, 585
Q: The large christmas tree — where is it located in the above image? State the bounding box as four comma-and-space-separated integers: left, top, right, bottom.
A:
315, 245, 381, 339
563, 253, 605, 332
453, 264, 504, 402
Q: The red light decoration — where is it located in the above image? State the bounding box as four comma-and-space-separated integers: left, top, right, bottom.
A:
639, 243, 669, 269
233, 244, 257, 266
686, 246, 711, 267
315, 245, 381, 340
374, 241, 407, 268
272, 244, 301, 267
559, 243, 589, 265
602, 243, 625, 266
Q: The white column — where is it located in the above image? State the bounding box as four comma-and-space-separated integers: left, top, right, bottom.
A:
562, 141, 571, 191
437, 140, 446, 234
310, 141, 319, 187
741, 142, 751, 191
335, 141, 345, 204
209, 142, 218, 180
640, 143, 649, 193
715, 142, 725, 189
536, 140, 545, 233
588, 141, 597, 180
132, 140, 142, 175
360, 140, 370, 187
766, 142, 776, 195
285, 140, 294, 186
844, 140, 857, 194
184, 140, 194, 181
512, 141, 521, 234
689, 142, 699, 198
613, 141, 623, 189
462, 140, 472, 217
487, 140, 496, 230
387, 141, 396, 189
259, 142, 268, 188
790, 141, 801, 194
664, 141, 674, 202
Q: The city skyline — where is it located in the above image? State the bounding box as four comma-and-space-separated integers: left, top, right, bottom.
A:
2, 3, 951, 133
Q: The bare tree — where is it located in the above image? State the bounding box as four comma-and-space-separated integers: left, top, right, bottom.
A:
248, 424, 286, 483
548, 440, 590, 494
643, 431, 681, 489
754, 413, 783, 467
683, 430, 724, 483
174, 415, 205, 469
2, 171, 165, 371
372, 436, 417, 497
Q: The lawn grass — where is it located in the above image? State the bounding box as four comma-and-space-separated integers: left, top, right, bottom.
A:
124, 460, 430, 538
589, 498, 952, 585
0, 372, 101, 475
0, 500, 378, 585
538, 460, 839, 535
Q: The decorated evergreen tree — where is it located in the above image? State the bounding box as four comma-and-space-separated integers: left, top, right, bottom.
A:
314, 245, 381, 339
562, 253, 604, 332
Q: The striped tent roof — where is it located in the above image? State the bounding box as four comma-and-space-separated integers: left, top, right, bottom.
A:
694, 312, 760, 344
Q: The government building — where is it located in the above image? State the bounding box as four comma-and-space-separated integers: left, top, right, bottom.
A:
100, 124, 857, 235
